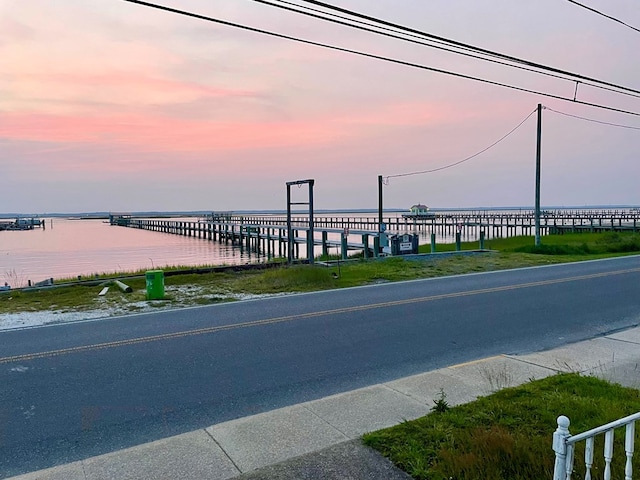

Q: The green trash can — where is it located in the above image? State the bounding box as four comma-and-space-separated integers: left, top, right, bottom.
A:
145, 270, 164, 300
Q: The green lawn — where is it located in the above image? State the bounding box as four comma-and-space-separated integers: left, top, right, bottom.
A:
433, 231, 640, 256
363, 374, 640, 480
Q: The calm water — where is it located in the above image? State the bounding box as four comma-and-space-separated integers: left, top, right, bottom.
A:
0, 218, 258, 286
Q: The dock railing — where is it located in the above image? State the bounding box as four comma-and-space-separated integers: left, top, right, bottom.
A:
553, 412, 640, 480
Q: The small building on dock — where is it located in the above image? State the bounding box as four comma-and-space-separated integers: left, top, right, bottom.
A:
402, 204, 435, 219
109, 213, 132, 226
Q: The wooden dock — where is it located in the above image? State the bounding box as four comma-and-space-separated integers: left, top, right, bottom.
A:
110, 214, 379, 261
109, 209, 640, 261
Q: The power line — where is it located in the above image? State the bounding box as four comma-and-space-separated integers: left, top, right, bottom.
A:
296, 0, 640, 97
253, 0, 640, 100
386, 108, 538, 180
122, 1, 640, 117
565, 0, 640, 34
546, 106, 640, 130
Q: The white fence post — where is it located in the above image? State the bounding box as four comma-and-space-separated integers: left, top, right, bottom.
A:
553, 411, 640, 480
554, 415, 572, 480
626, 422, 635, 480
604, 429, 614, 480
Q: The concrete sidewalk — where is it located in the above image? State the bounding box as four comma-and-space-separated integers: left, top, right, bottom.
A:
11, 326, 640, 480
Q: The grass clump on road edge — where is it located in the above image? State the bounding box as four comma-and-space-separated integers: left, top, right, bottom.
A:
363, 373, 640, 480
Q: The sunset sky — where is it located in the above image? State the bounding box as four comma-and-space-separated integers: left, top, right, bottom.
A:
2, 0, 639, 214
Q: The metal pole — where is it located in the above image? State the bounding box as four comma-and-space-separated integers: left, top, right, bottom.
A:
378, 175, 383, 234
535, 103, 543, 246
287, 183, 292, 264
308, 180, 314, 265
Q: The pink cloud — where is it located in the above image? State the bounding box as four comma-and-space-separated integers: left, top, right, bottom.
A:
0, 112, 341, 151
1, 97, 459, 154
17, 71, 260, 100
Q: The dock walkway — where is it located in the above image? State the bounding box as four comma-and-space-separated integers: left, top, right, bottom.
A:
109, 210, 640, 261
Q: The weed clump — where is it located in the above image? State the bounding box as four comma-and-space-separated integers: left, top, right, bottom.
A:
431, 389, 450, 413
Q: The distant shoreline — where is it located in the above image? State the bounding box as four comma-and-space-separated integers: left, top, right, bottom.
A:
1, 205, 639, 219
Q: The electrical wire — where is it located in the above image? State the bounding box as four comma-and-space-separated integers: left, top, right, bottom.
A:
122, 0, 640, 117
546, 106, 640, 130
253, 0, 640, 99
565, 0, 640, 34
296, 0, 640, 97
385, 108, 538, 180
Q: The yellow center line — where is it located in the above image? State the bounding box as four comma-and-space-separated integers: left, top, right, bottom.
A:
2, 267, 638, 364
448, 355, 506, 369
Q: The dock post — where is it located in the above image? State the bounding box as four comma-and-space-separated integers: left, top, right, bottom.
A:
322, 231, 328, 258
341, 233, 348, 260
431, 233, 436, 253
306, 229, 314, 262
266, 228, 271, 257
362, 234, 369, 259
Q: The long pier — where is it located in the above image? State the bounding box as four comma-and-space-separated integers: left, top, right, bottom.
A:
228, 210, 640, 236
109, 214, 381, 261
109, 209, 640, 261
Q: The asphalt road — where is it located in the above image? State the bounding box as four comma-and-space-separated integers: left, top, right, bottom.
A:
1, 255, 640, 477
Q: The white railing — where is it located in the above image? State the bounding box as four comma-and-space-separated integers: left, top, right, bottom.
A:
553, 412, 640, 480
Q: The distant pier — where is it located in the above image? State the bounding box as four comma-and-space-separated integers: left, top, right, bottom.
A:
0, 218, 45, 231
109, 209, 640, 261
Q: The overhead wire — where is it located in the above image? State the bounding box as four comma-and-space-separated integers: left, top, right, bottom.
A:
253, 0, 640, 99
565, 0, 640, 34
546, 107, 640, 130
122, 0, 640, 117
385, 108, 538, 180
296, 0, 640, 97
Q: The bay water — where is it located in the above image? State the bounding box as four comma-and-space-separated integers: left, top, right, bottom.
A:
0, 218, 257, 287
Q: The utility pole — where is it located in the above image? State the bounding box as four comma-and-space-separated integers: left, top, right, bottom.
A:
535, 103, 543, 246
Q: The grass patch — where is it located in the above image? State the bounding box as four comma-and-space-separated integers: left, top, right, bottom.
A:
487, 231, 640, 255
235, 265, 335, 293
363, 373, 640, 480
429, 231, 640, 259
513, 243, 593, 255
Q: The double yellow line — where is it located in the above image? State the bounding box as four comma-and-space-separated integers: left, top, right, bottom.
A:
2, 267, 638, 365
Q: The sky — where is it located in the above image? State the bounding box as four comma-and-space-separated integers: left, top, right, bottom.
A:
2, 0, 639, 214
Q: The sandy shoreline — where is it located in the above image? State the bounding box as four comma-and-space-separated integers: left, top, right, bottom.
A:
0, 289, 290, 331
